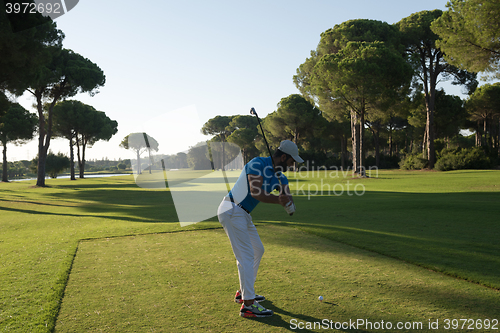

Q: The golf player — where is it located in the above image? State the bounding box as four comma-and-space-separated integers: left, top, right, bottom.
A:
217, 140, 303, 317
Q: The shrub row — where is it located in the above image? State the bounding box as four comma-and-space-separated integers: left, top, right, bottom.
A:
399, 147, 496, 171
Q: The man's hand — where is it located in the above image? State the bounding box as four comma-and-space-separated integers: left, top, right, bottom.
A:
278, 192, 291, 206
284, 201, 296, 215
247, 174, 295, 215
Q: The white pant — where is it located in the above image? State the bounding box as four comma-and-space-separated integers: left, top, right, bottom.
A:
217, 199, 264, 301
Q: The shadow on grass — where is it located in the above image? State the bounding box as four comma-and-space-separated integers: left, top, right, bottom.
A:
252, 191, 500, 291
251, 300, 369, 333
0, 181, 180, 223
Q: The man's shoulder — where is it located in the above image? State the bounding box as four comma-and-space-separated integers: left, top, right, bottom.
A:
245, 157, 270, 174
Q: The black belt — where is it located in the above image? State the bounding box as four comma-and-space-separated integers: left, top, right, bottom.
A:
224, 196, 250, 214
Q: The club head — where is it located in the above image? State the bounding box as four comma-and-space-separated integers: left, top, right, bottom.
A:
250, 107, 257, 116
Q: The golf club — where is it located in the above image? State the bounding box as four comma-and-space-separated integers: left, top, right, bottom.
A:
250, 107, 277, 174
250, 107, 295, 215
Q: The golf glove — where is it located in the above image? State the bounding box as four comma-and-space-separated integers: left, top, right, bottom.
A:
284, 201, 296, 215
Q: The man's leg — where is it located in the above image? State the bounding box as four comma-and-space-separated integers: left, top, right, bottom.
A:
247, 222, 264, 291
218, 203, 256, 302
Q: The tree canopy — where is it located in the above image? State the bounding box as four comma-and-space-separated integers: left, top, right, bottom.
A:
28, 47, 106, 186
431, 0, 500, 79
465, 82, 500, 148
0, 102, 37, 181
53, 100, 117, 178
120, 133, 159, 174
0, 2, 64, 93
396, 9, 477, 168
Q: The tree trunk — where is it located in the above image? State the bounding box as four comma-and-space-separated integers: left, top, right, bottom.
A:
341, 133, 347, 171
148, 148, 152, 174
422, 126, 427, 159
34, 90, 60, 186
69, 137, 76, 180
136, 149, 141, 174
2, 141, 8, 182
35, 91, 48, 187
485, 117, 490, 148
374, 127, 380, 168
425, 96, 435, 169
351, 110, 360, 174
359, 108, 365, 176
421, 49, 440, 169
79, 138, 87, 178
475, 121, 481, 146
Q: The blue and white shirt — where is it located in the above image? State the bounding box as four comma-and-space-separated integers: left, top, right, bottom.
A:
227, 156, 288, 213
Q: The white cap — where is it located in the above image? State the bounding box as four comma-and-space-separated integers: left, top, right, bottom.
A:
278, 140, 304, 163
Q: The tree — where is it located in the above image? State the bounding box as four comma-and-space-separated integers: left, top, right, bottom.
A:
52, 100, 86, 180
465, 83, 500, 150
226, 115, 259, 164
75, 108, 118, 178
0, 1, 64, 93
45, 152, 70, 178
274, 94, 321, 145
26, 47, 105, 186
434, 90, 467, 143
311, 41, 413, 174
53, 100, 117, 179
396, 10, 478, 168
187, 142, 212, 170
431, 0, 500, 79
294, 19, 412, 173
201, 116, 233, 170
120, 133, 159, 174
0, 102, 37, 182
30, 151, 69, 179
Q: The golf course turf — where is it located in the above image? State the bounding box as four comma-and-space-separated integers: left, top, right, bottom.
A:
0, 170, 499, 332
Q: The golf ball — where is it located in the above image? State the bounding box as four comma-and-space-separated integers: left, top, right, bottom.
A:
318, 296, 323, 302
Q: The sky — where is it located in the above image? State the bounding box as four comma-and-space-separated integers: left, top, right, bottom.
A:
8, 0, 474, 162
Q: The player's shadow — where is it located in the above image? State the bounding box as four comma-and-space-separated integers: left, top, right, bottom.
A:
245, 300, 370, 332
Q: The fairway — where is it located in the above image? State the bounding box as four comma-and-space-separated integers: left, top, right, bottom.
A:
0, 170, 499, 332
55, 226, 499, 332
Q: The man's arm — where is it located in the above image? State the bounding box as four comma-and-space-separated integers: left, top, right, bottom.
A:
281, 184, 294, 204
247, 174, 290, 206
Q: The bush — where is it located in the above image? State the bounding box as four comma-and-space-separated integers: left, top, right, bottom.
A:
435, 147, 493, 171
30, 152, 70, 178
399, 153, 428, 170
366, 154, 400, 169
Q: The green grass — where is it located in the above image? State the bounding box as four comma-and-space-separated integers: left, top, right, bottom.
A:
275, 170, 500, 289
0, 176, 215, 332
0, 170, 499, 332
55, 226, 499, 332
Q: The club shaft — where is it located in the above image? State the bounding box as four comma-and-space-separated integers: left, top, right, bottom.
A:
251, 108, 282, 187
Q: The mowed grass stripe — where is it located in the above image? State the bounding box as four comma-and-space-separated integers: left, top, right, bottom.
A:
55, 226, 499, 332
